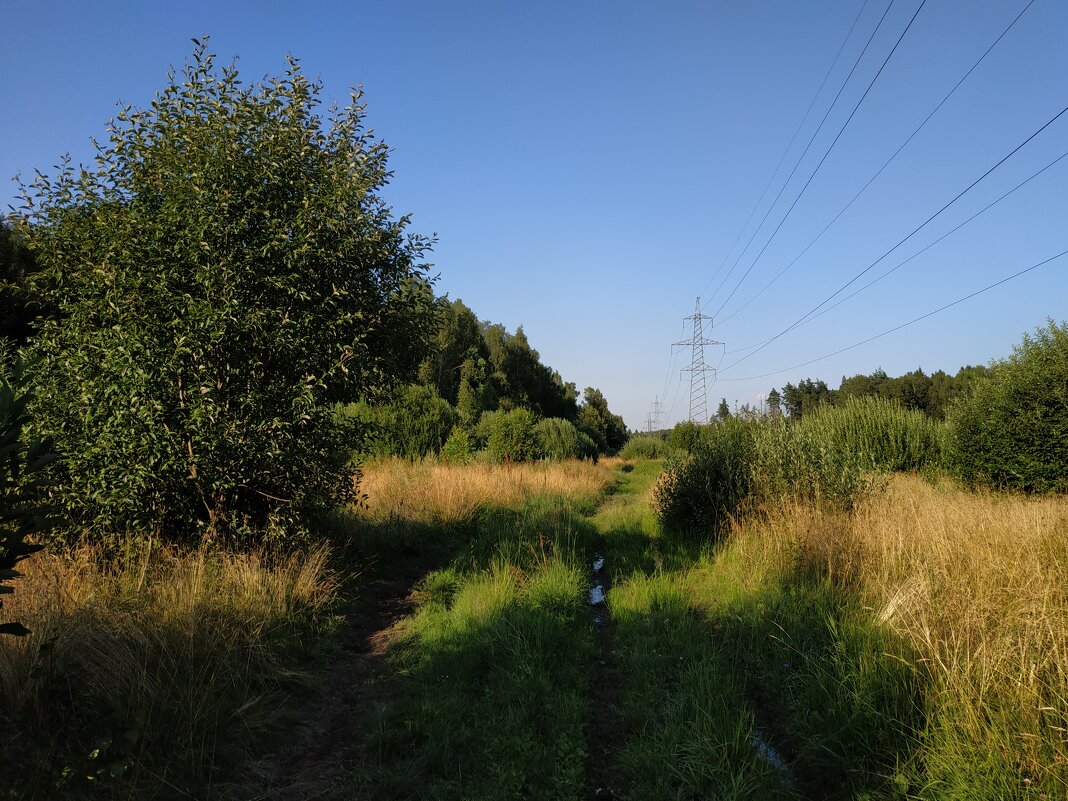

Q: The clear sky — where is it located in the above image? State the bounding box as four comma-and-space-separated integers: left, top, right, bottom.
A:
2, 1, 1066, 429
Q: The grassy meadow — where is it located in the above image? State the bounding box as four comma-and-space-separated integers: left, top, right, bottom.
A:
3, 451, 1067, 799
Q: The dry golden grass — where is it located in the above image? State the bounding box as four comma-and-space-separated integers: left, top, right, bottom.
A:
0, 538, 338, 795
722, 473, 1068, 784
356, 457, 619, 524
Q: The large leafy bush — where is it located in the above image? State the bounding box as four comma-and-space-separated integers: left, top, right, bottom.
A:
340, 384, 458, 461
486, 407, 541, 462
946, 320, 1068, 493
18, 43, 433, 542
534, 417, 597, 460
0, 361, 54, 635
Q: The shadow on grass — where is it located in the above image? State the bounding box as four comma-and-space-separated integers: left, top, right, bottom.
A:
347, 493, 606, 801
706, 568, 925, 801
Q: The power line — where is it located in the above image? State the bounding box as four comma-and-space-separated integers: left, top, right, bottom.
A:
710, 0, 929, 319
702, 0, 899, 311
792, 149, 1068, 330
720, 100, 1068, 374
724, 146, 1068, 354
715, 247, 1068, 382
716, 0, 1038, 326
699, 0, 874, 300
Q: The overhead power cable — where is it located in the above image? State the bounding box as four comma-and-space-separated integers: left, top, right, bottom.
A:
710, 0, 929, 319
719, 100, 1068, 374
716, 0, 1038, 326
699, 0, 873, 300
715, 247, 1068, 382
723, 145, 1068, 354
703, 0, 898, 311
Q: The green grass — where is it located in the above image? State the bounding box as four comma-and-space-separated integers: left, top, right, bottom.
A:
353, 493, 600, 801
597, 459, 797, 800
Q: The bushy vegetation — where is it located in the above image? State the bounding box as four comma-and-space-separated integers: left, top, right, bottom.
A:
618, 435, 675, 460
653, 418, 761, 535
339, 384, 458, 461
440, 426, 474, 465
20, 43, 434, 544
0, 362, 53, 637
800, 395, 943, 472
534, 417, 597, 461
486, 407, 541, 463
654, 397, 941, 537
946, 319, 1068, 492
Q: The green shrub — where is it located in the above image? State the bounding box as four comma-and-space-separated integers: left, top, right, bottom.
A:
754, 417, 869, 509
946, 320, 1068, 492
0, 362, 54, 636
652, 418, 759, 536
667, 421, 702, 453
619, 436, 674, 460
441, 427, 474, 465
341, 384, 458, 461
653, 415, 872, 537
21, 44, 433, 544
487, 407, 541, 463
534, 417, 582, 460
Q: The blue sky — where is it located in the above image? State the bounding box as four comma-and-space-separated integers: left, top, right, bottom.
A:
2, 1, 1066, 429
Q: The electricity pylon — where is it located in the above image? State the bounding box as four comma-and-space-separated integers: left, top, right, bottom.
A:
645, 396, 663, 433
672, 297, 722, 424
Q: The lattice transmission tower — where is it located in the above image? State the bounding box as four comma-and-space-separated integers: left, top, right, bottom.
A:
645, 396, 663, 433
672, 297, 722, 424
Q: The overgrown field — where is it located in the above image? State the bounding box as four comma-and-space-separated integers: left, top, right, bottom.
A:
4, 453, 1068, 799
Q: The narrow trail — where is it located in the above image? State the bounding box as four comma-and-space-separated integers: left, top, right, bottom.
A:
585, 535, 619, 801
244, 559, 439, 801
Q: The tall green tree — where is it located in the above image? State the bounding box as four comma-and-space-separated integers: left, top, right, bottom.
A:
20, 42, 434, 542
766, 387, 782, 418
577, 387, 628, 453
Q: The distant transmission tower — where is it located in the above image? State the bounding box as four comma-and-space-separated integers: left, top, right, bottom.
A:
672, 297, 722, 424
645, 396, 664, 433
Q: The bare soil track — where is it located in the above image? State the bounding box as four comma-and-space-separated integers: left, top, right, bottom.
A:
244, 560, 436, 801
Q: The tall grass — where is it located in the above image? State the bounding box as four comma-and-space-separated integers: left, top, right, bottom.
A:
698, 474, 1068, 797
801, 395, 943, 472
0, 538, 339, 798
654, 398, 943, 537
356, 457, 617, 525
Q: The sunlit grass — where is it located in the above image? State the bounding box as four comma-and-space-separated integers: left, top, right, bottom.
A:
356, 457, 618, 524
689, 473, 1068, 797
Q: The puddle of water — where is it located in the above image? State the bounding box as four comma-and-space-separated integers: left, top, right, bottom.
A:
751, 730, 791, 780
589, 583, 606, 605
590, 553, 607, 625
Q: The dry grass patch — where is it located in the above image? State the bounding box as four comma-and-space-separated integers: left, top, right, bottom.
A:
0, 538, 339, 798
357, 457, 618, 524
716, 474, 1068, 793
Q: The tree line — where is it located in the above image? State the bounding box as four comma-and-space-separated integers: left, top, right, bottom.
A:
697, 365, 994, 424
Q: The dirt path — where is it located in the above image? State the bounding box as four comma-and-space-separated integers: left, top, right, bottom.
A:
585, 536, 621, 801
243, 560, 436, 801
